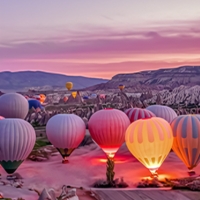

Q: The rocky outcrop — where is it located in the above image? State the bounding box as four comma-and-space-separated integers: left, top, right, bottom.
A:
87, 66, 200, 92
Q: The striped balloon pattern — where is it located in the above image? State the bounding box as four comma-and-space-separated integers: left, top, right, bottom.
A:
125, 108, 155, 123
46, 114, 86, 161
146, 105, 177, 123
0, 93, 29, 119
171, 115, 200, 170
0, 119, 36, 174
125, 117, 173, 174
88, 108, 130, 157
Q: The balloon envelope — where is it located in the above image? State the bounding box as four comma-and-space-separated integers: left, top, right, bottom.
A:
171, 115, 200, 170
71, 91, 77, 99
88, 108, 130, 157
125, 108, 155, 123
28, 99, 43, 110
125, 117, 173, 174
66, 82, 73, 90
146, 105, 177, 123
0, 119, 36, 174
46, 114, 86, 160
0, 93, 29, 119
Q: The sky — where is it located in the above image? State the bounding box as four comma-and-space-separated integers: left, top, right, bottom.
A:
0, 0, 200, 79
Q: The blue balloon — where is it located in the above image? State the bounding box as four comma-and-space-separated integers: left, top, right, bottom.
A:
28, 99, 43, 110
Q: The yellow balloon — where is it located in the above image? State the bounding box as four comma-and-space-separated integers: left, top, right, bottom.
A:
125, 117, 173, 176
118, 85, 125, 91
66, 82, 73, 91
71, 91, 77, 99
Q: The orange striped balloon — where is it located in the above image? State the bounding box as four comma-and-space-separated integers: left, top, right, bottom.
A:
125, 117, 173, 175
171, 115, 200, 170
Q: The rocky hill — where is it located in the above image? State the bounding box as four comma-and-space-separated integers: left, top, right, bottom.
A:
0, 71, 108, 92
87, 66, 200, 92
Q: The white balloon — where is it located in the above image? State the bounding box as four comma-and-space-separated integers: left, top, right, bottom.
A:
46, 114, 86, 149
146, 105, 177, 123
0, 119, 36, 162
0, 93, 29, 119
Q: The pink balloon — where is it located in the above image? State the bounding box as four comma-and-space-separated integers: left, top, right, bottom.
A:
0, 116, 4, 120
88, 108, 130, 157
125, 108, 155, 123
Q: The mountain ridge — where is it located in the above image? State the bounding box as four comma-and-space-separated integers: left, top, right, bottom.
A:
0, 71, 108, 91
87, 66, 200, 91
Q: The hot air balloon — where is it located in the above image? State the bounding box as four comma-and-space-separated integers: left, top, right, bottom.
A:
146, 105, 177, 123
71, 91, 77, 99
40, 94, 46, 104
88, 108, 130, 158
118, 84, 125, 91
28, 99, 44, 112
0, 119, 36, 174
46, 114, 86, 163
63, 96, 68, 103
171, 115, 200, 175
0, 93, 29, 119
88, 108, 130, 184
125, 117, 173, 177
125, 108, 155, 123
66, 82, 73, 91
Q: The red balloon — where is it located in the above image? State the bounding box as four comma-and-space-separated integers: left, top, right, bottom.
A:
88, 108, 130, 158
125, 108, 155, 123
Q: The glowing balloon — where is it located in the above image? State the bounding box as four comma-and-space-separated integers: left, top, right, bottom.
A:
40, 94, 46, 103
125, 108, 155, 123
66, 82, 73, 91
0, 119, 36, 174
118, 84, 125, 91
46, 114, 86, 163
146, 105, 177, 123
0, 116, 4, 120
88, 108, 130, 158
125, 117, 173, 176
71, 91, 77, 99
0, 93, 29, 119
171, 115, 200, 172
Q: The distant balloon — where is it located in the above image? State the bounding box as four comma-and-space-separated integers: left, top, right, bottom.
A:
71, 91, 77, 99
118, 84, 125, 91
0, 93, 29, 119
39, 94, 46, 104
146, 105, 177, 123
66, 82, 73, 91
171, 115, 200, 172
0, 119, 36, 174
125, 108, 155, 123
0, 116, 4, 120
126, 117, 173, 176
99, 94, 106, 99
83, 96, 89, 100
46, 114, 86, 163
88, 108, 130, 158
63, 96, 68, 102
28, 99, 44, 112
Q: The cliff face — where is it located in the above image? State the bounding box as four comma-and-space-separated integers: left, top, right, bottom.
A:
88, 66, 200, 91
